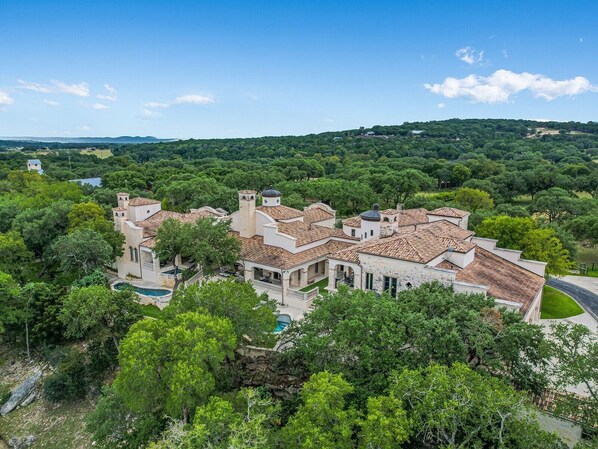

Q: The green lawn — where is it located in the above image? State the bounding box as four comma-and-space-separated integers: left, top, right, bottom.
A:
299, 277, 329, 292
541, 285, 584, 319
140, 304, 163, 318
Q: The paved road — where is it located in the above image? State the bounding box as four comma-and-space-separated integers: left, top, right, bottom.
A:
547, 278, 598, 322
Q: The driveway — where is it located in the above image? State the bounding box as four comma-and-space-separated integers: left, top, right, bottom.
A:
557, 275, 598, 295
547, 277, 598, 322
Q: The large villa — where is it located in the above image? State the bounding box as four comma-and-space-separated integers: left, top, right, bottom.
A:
112, 188, 546, 323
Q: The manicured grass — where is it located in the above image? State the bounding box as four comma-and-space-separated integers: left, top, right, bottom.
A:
141, 304, 163, 318
541, 285, 584, 319
299, 277, 329, 292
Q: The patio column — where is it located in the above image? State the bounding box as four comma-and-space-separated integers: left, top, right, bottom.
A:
327, 261, 337, 292
152, 254, 160, 273
300, 268, 308, 288
353, 264, 363, 290
244, 266, 253, 282
281, 270, 291, 297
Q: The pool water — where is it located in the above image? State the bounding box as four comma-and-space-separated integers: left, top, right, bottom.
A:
274, 314, 292, 333
114, 282, 171, 297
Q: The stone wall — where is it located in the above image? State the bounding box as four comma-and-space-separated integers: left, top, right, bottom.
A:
359, 253, 456, 294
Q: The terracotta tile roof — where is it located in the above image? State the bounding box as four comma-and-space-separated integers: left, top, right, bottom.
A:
330, 222, 475, 264
234, 233, 354, 269
427, 207, 470, 218
238, 190, 256, 194
344, 208, 432, 229
112, 207, 126, 211
381, 208, 401, 214
256, 205, 304, 221
276, 221, 358, 247
140, 238, 157, 248
409, 220, 475, 240
128, 197, 161, 207
136, 210, 219, 237
398, 208, 430, 226
303, 207, 334, 224
358, 232, 475, 263
436, 247, 544, 314
342, 216, 361, 227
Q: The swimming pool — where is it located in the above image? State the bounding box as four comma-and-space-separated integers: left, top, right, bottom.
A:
113, 282, 171, 297
274, 314, 292, 333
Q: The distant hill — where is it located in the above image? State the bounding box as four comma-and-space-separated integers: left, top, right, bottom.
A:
0, 136, 176, 145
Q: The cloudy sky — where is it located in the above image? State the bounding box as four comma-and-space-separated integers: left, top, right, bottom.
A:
0, 0, 596, 138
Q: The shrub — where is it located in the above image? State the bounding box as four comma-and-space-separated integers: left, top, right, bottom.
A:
43, 349, 88, 402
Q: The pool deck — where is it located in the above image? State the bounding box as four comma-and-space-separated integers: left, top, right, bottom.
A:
109, 275, 173, 308
108, 272, 311, 320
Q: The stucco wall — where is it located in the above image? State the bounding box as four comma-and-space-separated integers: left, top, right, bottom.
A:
342, 225, 360, 238
128, 203, 161, 222
262, 224, 297, 252
116, 221, 146, 278
361, 220, 380, 241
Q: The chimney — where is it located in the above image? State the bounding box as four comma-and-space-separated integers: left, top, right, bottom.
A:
238, 190, 257, 238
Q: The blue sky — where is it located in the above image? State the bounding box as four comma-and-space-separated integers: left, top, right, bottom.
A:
0, 0, 596, 138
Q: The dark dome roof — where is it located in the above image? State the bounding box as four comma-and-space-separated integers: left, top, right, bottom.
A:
261, 187, 282, 198
360, 203, 381, 222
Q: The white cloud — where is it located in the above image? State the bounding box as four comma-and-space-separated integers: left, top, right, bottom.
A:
145, 93, 215, 108
52, 80, 89, 96
502, 49, 508, 58
424, 69, 597, 103
141, 108, 161, 118
437, 102, 445, 109
18, 79, 89, 96
97, 84, 117, 101
173, 94, 215, 105
43, 99, 60, 106
0, 91, 14, 106
455, 47, 484, 64
92, 103, 108, 109
17, 80, 54, 93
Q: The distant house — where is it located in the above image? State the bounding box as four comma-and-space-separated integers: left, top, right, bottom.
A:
70, 177, 102, 188
26, 159, 43, 174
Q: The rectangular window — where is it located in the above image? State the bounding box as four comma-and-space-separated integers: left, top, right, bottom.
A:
315, 263, 319, 274
370, 230, 374, 236
383, 276, 398, 296
365, 273, 374, 290
129, 246, 134, 262
133, 248, 139, 263
351, 229, 356, 237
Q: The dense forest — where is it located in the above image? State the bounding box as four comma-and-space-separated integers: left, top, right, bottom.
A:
0, 119, 597, 448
